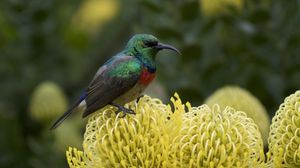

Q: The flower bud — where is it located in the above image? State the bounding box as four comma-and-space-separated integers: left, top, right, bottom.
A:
29, 81, 68, 123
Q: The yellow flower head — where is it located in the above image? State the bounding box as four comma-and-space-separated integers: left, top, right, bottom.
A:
67, 94, 187, 168
29, 81, 68, 123
66, 94, 265, 168
200, 0, 243, 16
267, 90, 300, 167
169, 105, 265, 167
72, 0, 119, 33
205, 86, 270, 146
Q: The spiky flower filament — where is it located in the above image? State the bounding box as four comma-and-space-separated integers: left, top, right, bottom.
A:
267, 91, 300, 167
169, 105, 265, 168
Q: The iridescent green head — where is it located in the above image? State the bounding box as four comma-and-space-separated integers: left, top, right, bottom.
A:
124, 34, 181, 58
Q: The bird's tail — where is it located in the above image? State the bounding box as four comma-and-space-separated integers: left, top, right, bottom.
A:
50, 92, 87, 130
49, 106, 76, 130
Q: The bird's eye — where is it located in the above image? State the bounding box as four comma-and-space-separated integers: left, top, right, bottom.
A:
144, 41, 158, 47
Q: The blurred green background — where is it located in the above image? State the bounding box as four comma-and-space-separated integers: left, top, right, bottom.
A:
0, 0, 300, 167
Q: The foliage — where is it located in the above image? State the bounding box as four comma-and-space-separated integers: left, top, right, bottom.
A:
0, 0, 299, 167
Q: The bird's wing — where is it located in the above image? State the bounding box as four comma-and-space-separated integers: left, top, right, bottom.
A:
83, 55, 142, 117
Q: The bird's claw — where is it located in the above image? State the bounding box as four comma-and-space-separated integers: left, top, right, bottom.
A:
116, 108, 136, 118
136, 94, 145, 103
111, 103, 136, 118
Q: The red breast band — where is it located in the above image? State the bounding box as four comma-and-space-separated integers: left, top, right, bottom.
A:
139, 68, 156, 85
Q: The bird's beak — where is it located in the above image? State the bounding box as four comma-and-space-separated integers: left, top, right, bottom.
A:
154, 43, 181, 55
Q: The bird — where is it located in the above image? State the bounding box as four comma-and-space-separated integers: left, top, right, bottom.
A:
50, 34, 180, 130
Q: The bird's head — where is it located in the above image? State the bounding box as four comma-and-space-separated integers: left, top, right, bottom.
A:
124, 34, 181, 58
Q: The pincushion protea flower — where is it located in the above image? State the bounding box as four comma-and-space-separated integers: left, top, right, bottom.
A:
29, 81, 68, 122
66, 94, 265, 168
66, 95, 185, 168
200, 0, 243, 16
169, 105, 265, 167
71, 0, 119, 32
266, 90, 300, 167
205, 86, 270, 146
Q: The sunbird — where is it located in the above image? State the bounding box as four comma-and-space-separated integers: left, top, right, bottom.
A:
50, 34, 180, 129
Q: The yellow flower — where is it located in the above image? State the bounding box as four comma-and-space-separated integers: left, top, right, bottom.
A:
66, 94, 265, 167
29, 81, 68, 123
200, 0, 243, 16
72, 0, 119, 33
205, 86, 270, 146
267, 90, 300, 167
169, 105, 265, 167
67, 94, 185, 168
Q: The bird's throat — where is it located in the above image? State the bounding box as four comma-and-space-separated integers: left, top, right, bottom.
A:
136, 53, 156, 73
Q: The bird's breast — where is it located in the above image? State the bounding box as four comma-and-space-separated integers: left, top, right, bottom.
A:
138, 68, 156, 86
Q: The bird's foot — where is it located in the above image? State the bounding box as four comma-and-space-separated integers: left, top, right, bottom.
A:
136, 94, 145, 103
110, 102, 136, 118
